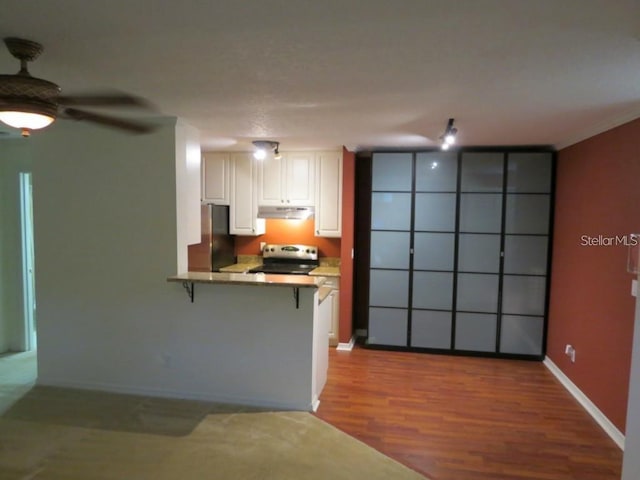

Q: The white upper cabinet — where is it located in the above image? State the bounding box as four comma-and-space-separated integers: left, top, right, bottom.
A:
230, 153, 265, 236
315, 151, 343, 237
258, 152, 315, 206
287, 152, 316, 205
202, 152, 230, 205
258, 154, 284, 205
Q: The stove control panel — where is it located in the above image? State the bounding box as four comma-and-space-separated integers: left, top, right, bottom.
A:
262, 244, 318, 260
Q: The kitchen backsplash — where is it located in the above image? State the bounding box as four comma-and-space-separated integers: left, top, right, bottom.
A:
234, 219, 341, 257
236, 254, 340, 267
237, 255, 262, 264
319, 257, 340, 267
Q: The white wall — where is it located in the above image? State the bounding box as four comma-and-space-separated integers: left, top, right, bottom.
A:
22, 119, 316, 409
0, 139, 33, 352
32, 118, 177, 390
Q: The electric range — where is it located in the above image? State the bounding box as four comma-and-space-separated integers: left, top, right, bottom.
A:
248, 243, 319, 275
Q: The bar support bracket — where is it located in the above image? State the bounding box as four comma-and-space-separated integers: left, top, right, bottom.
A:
293, 287, 299, 309
182, 281, 194, 303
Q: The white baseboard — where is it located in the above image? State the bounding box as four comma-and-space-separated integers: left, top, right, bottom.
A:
544, 356, 625, 450
336, 336, 355, 351
36, 378, 314, 412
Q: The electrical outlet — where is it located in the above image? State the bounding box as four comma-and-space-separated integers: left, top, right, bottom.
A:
565, 344, 576, 363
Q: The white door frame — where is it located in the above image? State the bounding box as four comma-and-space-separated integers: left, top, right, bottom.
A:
19, 172, 36, 351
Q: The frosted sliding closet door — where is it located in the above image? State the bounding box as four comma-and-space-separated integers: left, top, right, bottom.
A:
411, 152, 457, 348
500, 153, 552, 355
365, 149, 553, 359
455, 153, 503, 352
368, 153, 412, 346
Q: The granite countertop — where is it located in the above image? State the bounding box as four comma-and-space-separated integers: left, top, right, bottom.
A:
318, 285, 333, 303
218, 256, 341, 278
168, 271, 325, 288
218, 262, 261, 273
309, 266, 340, 277
219, 263, 340, 277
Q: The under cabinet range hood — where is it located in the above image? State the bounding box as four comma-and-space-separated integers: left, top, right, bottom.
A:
257, 205, 315, 220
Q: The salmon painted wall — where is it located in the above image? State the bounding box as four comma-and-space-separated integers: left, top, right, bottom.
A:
235, 219, 340, 257
339, 148, 355, 344
547, 117, 640, 432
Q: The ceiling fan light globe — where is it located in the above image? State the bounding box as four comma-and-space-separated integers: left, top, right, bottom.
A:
253, 148, 267, 160
0, 110, 55, 129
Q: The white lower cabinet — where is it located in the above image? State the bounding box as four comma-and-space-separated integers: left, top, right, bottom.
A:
314, 291, 331, 404
328, 289, 340, 346
322, 277, 340, 346
229, 153, 265, 235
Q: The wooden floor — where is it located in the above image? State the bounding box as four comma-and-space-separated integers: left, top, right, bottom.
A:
315, 347, 622, 480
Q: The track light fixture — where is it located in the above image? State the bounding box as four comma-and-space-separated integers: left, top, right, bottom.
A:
440, 118, 458, 150
252, 140, 281, 160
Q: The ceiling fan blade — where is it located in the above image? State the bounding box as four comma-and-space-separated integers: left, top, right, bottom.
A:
62, 107, 157, 134
58, 92, 155, 109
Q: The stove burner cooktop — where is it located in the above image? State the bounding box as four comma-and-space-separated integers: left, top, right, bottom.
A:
248, 263, 317, 275
248, 243, 319, 275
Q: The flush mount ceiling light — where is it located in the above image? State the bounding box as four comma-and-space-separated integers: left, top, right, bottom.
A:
440, 118, 458, 151
252, 140, 281, 160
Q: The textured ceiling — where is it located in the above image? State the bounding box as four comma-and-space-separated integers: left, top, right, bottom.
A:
1, 0, 639, 151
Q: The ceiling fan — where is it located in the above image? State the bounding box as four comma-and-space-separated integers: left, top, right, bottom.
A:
0, 37, 157, 137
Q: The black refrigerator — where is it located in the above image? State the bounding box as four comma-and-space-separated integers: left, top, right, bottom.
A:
188, 204, 235, 272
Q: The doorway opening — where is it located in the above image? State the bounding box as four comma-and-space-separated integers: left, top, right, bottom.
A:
20, 171, 36, 351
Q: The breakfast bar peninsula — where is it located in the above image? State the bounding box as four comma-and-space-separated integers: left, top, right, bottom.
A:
166, 272, 329, 411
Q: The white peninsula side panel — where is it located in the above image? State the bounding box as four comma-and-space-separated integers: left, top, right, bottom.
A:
175, 120, 201, 273
163, 283, 322, 410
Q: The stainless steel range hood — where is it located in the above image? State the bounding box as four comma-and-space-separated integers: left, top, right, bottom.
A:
257, 205, 315, 220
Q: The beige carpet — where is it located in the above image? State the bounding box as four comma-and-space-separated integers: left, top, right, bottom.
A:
0, 350, 37, 416
0, 362, 428, 479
